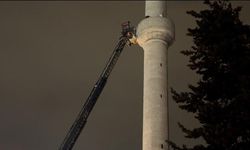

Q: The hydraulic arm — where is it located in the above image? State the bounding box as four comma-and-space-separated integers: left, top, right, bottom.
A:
59, 21, 136, 150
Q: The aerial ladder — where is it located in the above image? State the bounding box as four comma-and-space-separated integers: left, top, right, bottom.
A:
59, 21, 136, 150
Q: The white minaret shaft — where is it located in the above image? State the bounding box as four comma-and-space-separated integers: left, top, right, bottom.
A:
136, 1, 175, 150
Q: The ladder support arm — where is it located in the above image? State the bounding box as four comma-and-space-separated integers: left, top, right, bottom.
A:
59, 21, 136, 150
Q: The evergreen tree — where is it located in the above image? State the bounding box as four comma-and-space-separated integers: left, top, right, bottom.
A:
170, 0, 250, 149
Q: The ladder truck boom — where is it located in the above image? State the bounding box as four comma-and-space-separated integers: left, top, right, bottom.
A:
59, 21, 136, 150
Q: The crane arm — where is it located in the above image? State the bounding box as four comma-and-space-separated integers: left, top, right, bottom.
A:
59, 22, 135, 150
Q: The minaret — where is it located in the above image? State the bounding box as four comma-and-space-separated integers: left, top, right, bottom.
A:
136, 1, 174, 150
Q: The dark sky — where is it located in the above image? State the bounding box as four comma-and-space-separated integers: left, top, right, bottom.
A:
0, 1, 249, 150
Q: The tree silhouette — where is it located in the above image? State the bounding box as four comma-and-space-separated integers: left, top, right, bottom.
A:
170, 0, 250, 149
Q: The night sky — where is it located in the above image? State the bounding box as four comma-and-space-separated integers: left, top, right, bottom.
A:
0, 1, 249, 150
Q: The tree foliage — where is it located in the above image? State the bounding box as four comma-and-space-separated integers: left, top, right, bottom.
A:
170, 0, 250, 149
